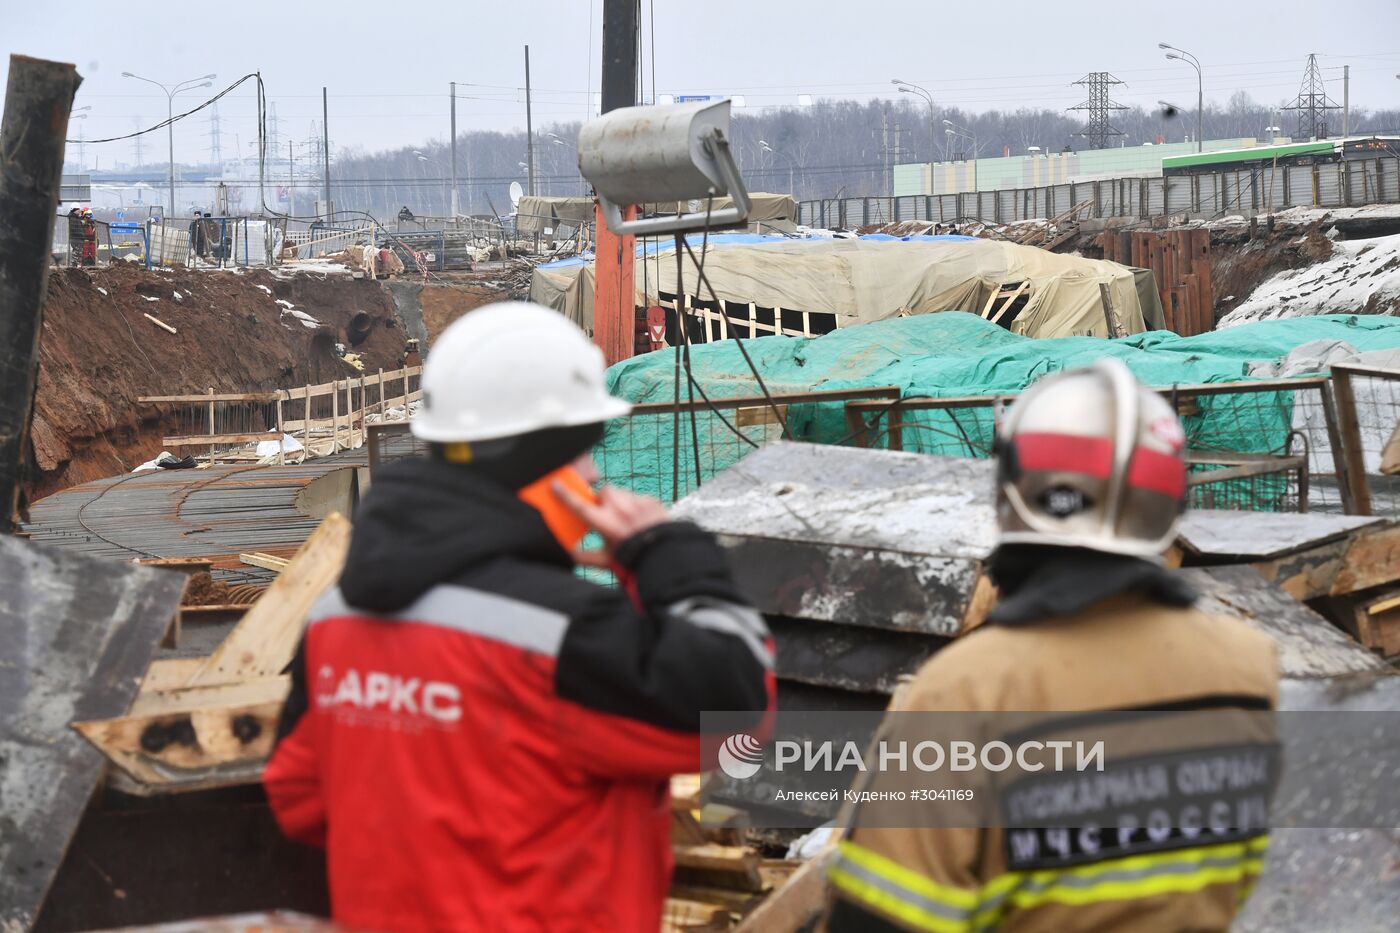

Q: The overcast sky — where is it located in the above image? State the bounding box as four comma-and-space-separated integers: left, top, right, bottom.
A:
5, 0, 1398, 169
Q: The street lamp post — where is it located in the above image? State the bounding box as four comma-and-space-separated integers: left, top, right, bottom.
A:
414, 151, 450, 216
548, 133, 585, 195
943, 120, 978, 192
121, 71, 215, 219
892, 79, 937, 164
1159, 43, 1202, 153
759, 140, 797, 196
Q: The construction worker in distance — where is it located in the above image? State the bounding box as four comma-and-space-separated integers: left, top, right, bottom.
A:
264, 302, 775, 933
65, 207, 84, 267
824, 359, 1279, 932
79, 208, 99, 266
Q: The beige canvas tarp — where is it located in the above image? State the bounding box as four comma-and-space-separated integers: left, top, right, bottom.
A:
648, 192, 796, 223
516, 196, 595, 234
519, 193, 797, 236
530, 237, 1155, 339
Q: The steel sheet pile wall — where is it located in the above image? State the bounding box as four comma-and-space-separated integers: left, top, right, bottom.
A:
1099, 229, 1214, 336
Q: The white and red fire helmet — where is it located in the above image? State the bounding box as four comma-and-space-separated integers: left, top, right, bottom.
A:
995, 358, 1187, 560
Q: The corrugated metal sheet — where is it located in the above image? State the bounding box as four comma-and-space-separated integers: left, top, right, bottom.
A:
798, 157, 1399, 226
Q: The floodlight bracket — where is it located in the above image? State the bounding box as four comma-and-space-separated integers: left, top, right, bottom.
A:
578, 99, 752, 237
598, 130, 750, 236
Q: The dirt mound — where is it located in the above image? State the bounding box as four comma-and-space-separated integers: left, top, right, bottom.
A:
26, 265, 409, 502
420, 282, 506, 342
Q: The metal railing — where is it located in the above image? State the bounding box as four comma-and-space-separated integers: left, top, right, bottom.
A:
843, 377, 1351, 514
138, 365, 422, 464
799, 156, 1400, 228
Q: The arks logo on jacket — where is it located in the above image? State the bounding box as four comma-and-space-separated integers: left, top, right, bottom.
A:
316, 664, 462, 725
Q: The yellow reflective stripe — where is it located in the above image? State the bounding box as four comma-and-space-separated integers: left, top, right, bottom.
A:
1005, 840, 1268, 911
834, 836, 1271, 931
829, 864, 972, 933
839, 841, 980, 910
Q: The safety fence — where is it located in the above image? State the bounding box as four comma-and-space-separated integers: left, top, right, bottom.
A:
138, 365, 422, 465
845, 378, 1347, 515
798, 156, 1400, 229
146, 217, 279, 267
593, 386, 903, 503
1329, 364, 1400, 517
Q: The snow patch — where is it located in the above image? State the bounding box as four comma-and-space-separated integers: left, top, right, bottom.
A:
1219, 232, 1400, 328
256, 284, 273, 294
173, 291, 184, 302
280, 307, 322, 329
142, 295, 160, 302
275, 299, 296, 309
95, 287, 108, 296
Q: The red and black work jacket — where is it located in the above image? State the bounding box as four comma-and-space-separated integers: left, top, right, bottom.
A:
264, 457, 775, 933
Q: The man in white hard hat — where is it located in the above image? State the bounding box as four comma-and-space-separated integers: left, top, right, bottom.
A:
825, 359, 1279, 933
265, 302, 775, 933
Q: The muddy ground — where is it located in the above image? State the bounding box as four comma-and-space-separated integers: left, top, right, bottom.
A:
26, 265, 409, 502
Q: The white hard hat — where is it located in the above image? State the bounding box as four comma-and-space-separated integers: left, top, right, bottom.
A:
995, 358, 1187, 560
411, 301, 632, 443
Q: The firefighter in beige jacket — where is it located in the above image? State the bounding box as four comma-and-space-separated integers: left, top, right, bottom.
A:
825, 359, 1280, 933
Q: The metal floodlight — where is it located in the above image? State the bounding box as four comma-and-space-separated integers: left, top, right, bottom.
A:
577, 98, 751, 236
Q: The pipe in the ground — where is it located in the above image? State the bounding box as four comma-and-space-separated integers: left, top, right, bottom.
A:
0, 54, 82, 531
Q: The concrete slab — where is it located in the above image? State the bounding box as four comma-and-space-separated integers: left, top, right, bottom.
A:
1178, 510, 1385, 560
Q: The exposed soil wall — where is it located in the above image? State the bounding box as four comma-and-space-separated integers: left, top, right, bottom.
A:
26, 266, 409, 502
419, 283, 504, 343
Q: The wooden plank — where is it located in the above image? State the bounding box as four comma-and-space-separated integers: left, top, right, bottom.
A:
663, 898, 730, 932
733, 847, 835, 933
1331, 523, 1400, 596
671, 809, 709, 846
735, 405, 788, 428
139, 392, 279, 404
162, 433, 273, 447
129, 675, 288, 717
184, 513, 351, 687
239, 551, 291, 573
72, 678, 288, 788
143, 312, 178, 334
1251, 537, 1349, 601
140, 657, 207, 694
959, 572, 998, 634
672, 773, 703, 811
1183, 565, 1387, 678
672, 844, 765, 892
1330, 367, 1374, 516
1361, 601, 1400, 658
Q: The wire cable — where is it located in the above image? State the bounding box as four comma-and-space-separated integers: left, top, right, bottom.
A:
68, 74, 259, 144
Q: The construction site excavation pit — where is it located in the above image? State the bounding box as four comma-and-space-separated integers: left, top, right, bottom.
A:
23, 265, 504, 506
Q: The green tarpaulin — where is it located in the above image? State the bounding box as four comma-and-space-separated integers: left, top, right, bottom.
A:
596, 312, 1400, 505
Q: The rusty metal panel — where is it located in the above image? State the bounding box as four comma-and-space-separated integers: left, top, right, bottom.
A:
0, 536, 187, 931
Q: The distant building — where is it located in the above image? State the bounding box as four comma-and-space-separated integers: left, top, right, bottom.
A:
893, 137, 1267, 196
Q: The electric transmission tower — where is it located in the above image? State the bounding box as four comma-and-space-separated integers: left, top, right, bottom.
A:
207, 101, 223, 166
1283, 54, 1340, 140
1068, 72, 1128, 149
133, 118, 144, 168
